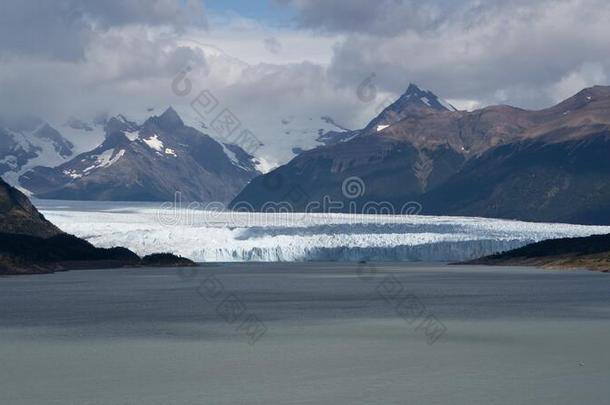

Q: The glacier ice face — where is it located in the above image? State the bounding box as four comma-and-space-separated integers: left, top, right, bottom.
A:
38, 201, 610, 263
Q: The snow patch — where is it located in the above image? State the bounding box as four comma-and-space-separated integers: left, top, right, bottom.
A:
254, 156, 277, 174
63, 170, 82, 179
96, 149, 125, 168
83, 149, 125, 173
124, 130, 139, 141
142, 134, 164, 152
164, 148, 177, 157
376, 125, 390, 132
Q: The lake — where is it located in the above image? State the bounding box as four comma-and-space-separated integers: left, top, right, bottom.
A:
1, 263, 609, 404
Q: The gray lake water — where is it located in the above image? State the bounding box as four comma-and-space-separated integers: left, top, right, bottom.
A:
1, 263, 609, 405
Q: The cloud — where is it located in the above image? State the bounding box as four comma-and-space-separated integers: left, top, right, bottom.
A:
0, 19, 357, 164
171, 52, 370, 163
0, 0, 206, 60
0, 26, 208, 119
263, 37, 282, 54
549, 62, 608, 103
1, 0, 610, 165
275, 0, 451, 36
0, 0, 209, 119
324, 0, 610, 109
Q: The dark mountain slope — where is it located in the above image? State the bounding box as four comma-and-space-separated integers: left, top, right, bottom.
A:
232, 85, 610, 224
0, 177, 61, 238
231, 85, 471, 211
232, 133, 464, 211
423, 131, 610, 224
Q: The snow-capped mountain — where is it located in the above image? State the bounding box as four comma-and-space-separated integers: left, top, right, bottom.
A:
0, 116, 76, 187
20, 108, 261, 203
0, 114, 110, 190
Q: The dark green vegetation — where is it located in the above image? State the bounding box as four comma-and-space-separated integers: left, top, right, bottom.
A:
141, 253, 197, 267
466, 233, 610, 272
0, 232, 139, 274
0, 231, 196, 275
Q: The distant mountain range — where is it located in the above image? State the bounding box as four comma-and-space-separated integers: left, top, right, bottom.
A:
0, 116, 76, 186
18, 108, 261, 203
232, 84, 610, 225
3, 84, 610, 224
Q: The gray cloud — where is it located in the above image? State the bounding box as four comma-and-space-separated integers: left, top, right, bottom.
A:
0, 0, 208, 121
0, 25, 208, 121
263, 37, 282, 54
2, 0, 610, 165
323, 0, 610, 109
276, 0, 478, 36
0, 0, 206, 60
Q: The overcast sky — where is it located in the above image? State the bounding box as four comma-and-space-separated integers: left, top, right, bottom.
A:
1, 0, 609, 163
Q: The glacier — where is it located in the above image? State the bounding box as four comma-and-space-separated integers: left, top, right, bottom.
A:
37, 201, 610, 263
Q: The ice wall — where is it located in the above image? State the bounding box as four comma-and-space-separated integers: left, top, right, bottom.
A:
39, 203, 610, 263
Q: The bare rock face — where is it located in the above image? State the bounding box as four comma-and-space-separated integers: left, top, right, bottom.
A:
232, 85, 610, 224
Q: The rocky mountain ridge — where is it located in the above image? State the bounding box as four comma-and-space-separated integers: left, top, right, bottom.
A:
232, 84, 610, 225
20, 108, 261, 203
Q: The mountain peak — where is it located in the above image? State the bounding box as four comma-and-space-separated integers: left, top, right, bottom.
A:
548, 84, 610, 114
404, 83, 424, 95
105, 114, 138, 135
365, 83, 456, 131
158, 107, 184, 129
397, 84, 456, 112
